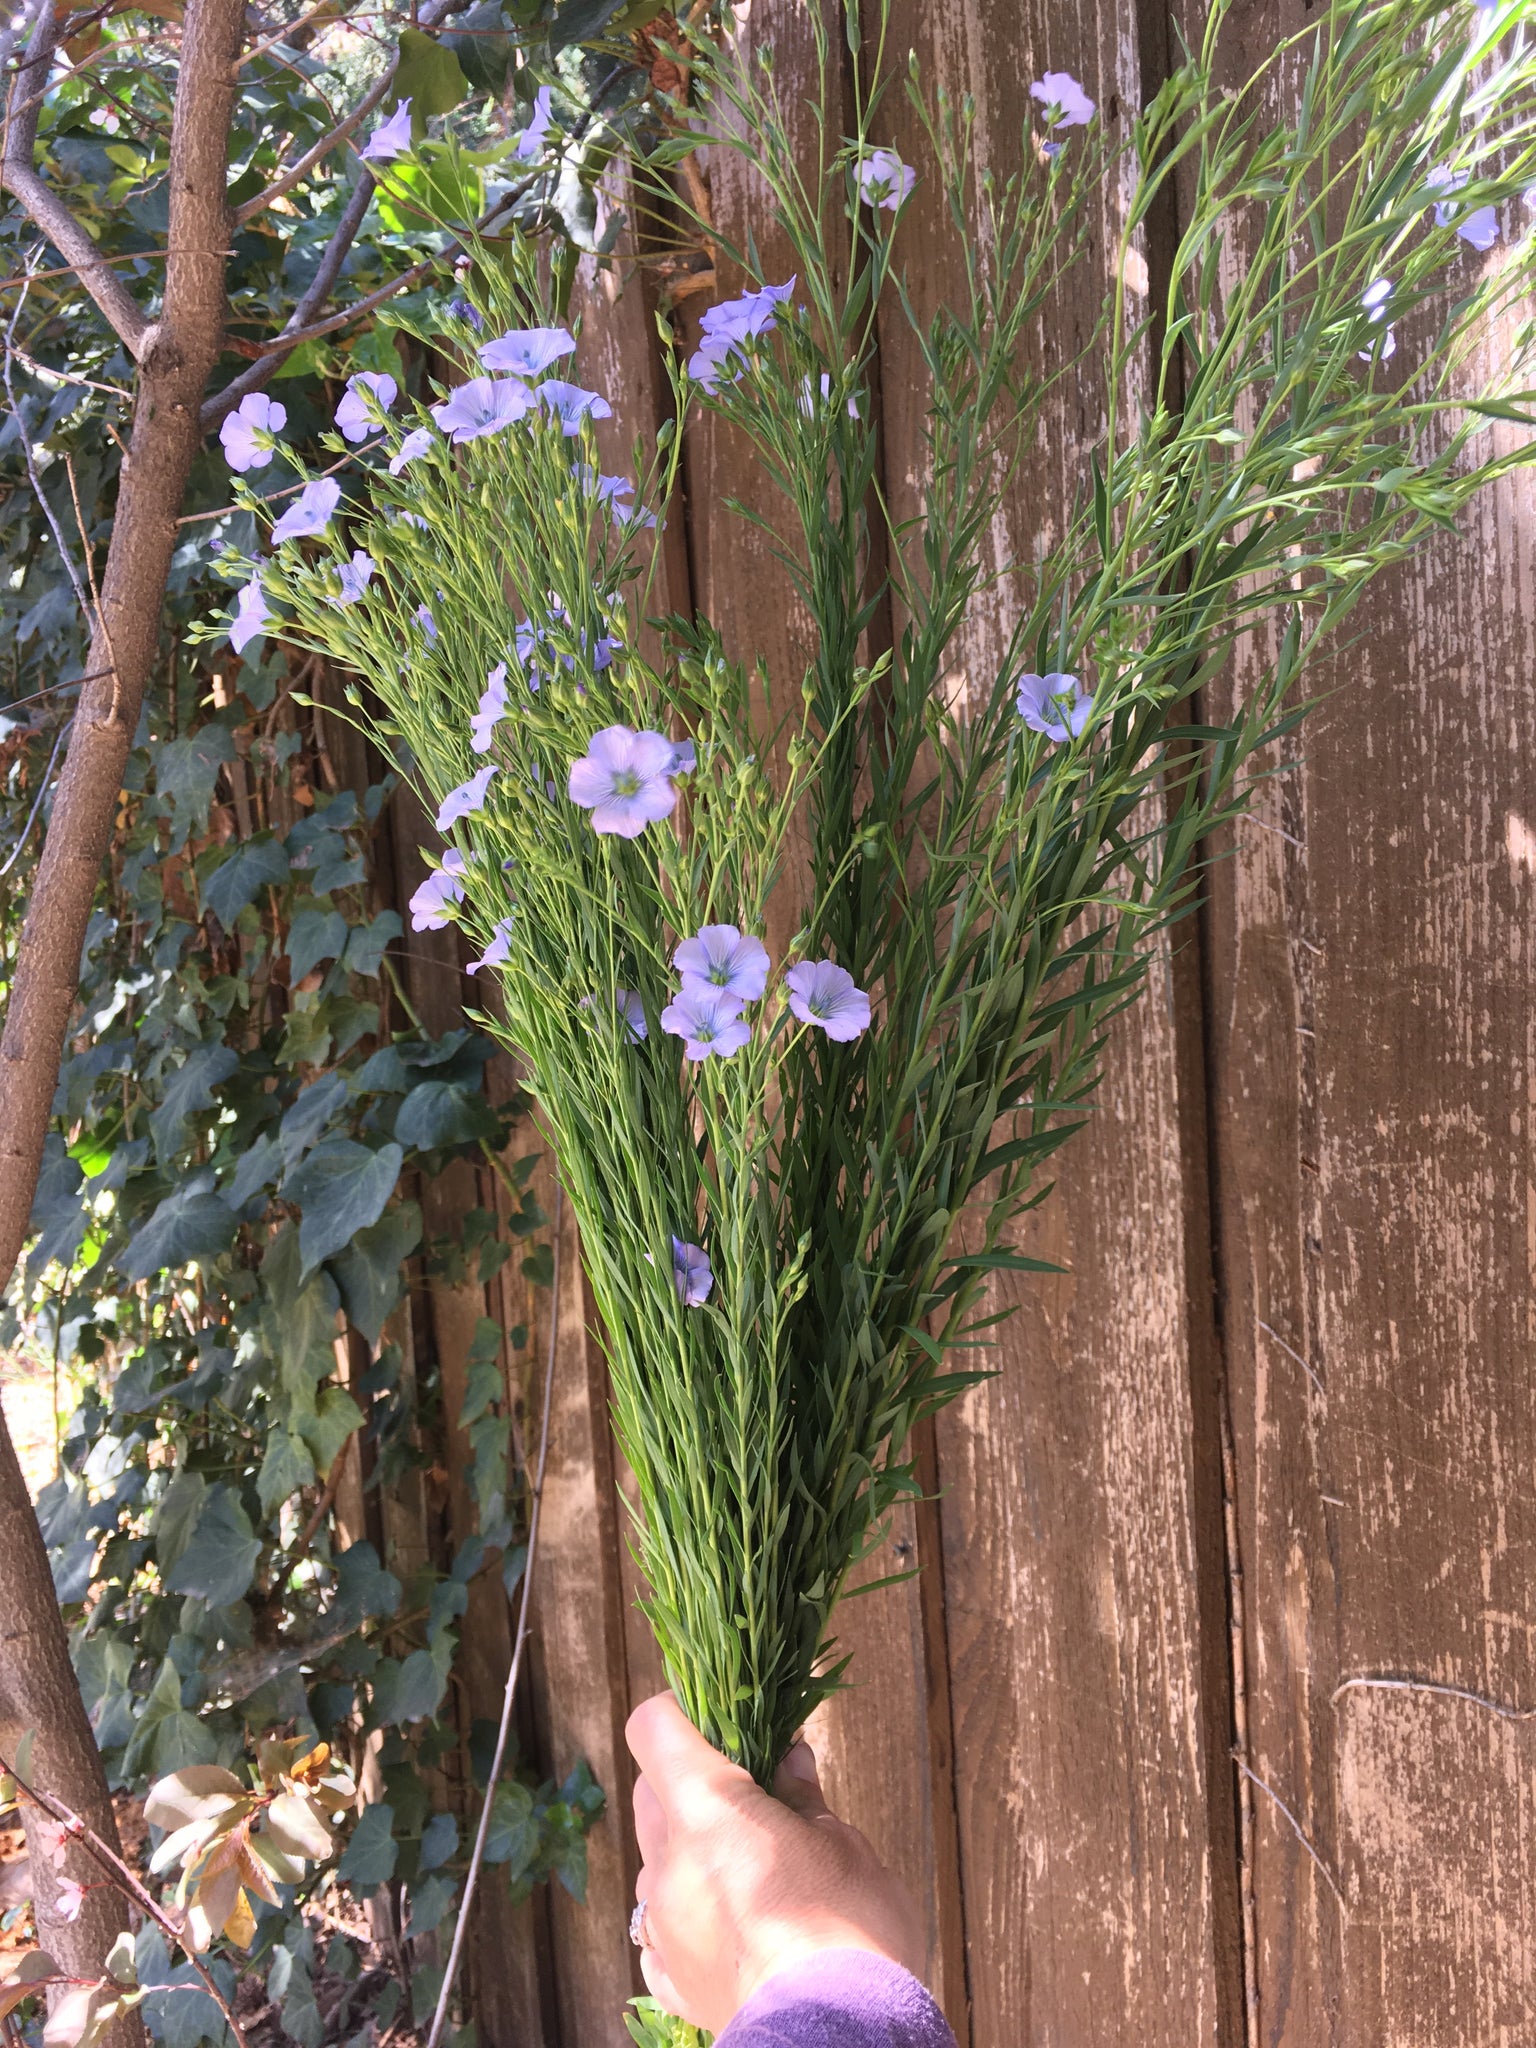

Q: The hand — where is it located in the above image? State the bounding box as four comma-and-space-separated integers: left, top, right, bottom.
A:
625, 1691, 925, 2035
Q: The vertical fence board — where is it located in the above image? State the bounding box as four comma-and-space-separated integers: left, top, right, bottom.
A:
864, 3, 1228, 2042
1206, 380, 1536, 2046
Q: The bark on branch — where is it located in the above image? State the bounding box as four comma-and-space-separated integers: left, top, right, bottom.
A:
0, 0, 247, 2024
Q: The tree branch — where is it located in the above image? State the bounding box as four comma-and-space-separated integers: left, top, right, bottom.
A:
1, 0, 151, 356
233, 64, 391, 222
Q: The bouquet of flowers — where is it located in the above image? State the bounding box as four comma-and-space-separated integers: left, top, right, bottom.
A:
210, 0, 1536, 2034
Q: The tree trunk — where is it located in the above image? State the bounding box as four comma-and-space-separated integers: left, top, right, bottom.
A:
0, 0, 245, 2021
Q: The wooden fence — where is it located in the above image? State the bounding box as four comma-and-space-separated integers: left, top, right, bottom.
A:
343, 2, 1536, 2041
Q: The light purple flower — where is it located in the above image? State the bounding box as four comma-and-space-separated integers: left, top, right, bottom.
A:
585, 469, 657, 529
688, 279, 797, 392
229, 575, 271, 653
1427, 164, 1499, 250
409, 848, 467, 930
435, 763, 497, 832
389, 427, 435, 475
783, 960, 871, 1041
466, 917, 515, 975
335, 371, 398, 442
674, 924, 770, 1003
671, 1236, 712, 1306
430, 376, 534, 443
360, 98, 412, 162
1016, 670, 1092, 742
1030, 71, 1095, 126
798, 373, 860, 419
856, 148, 915, 211
415, 603, 438, 642
332, 550, 375, 607
514, 83, 556, 162
669, 738, 696, 775
567, 725, 681, 837
271, 476, 341, 543
220, 392, 287, 473
659, 984, 752, 1060
537, 379, 613, 435
582, 988, 648, 1041
479, 325, 575, 377
1362, 277, 1392, 322
470, 663, 508, 753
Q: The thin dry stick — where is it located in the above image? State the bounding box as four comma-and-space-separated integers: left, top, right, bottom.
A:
424, 1182, 563, 2048
1221, 1402, 1259, 2048
0, 1752, 253, 2048
1231, 1755, 1347, 1915
1331, 1673, 1536, 1721
64, 451, 122, 728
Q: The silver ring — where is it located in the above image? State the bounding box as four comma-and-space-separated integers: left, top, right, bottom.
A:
629, 1899, 653, 1949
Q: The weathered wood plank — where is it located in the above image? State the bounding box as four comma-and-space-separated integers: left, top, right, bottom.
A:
868, 2, 1231, 2041
1206, 406, 1536, 2044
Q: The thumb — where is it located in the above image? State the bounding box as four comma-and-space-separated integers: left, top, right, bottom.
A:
773, 1738, 831, 1819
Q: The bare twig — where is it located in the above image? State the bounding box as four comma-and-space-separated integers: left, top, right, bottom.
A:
1331, 1673, 1536, 1721
1231, 1754, 1346, 1915
0, 1750, 254, 2048
1, 2, 150, 356
233, 63, 393, 222
424, 1184, 564, 2048
0, 716, 68, 878
3, 261, 93, 620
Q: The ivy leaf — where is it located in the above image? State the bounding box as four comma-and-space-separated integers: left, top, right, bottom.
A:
336, 1802, 397, 1890
481, 1780, 536, 1868
279, 1072, 350, 1169
394, 1080, 499, 1150
163, 1486, 261, 1608
117, 1181, 238, 1281
227, 1131, 282, 1209
261, 1224, 341, 1390
332, 1202, 420, 1347
151, 1469, 208, 1578
148, 1045, 240, 1161
549, 0, 653, 48
257, 1430, 316, 1514
403, 1872, 458, 1940
342, 911, 402, 980
286, 908, 348, 984
370, 1648, 445, 1727
331, 1541, 401, 1627
418, 1811, 458, 1872
121, 1658, 218, 1780
393, 27, 468, 121
26, 1133, 86, 1284
297, 1385, 363, 1476
283, 1139, 403, 1275
200, 833, 291, 927
156, 726, 235, 847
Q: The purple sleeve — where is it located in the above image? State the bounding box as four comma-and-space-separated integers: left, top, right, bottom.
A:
716, 1949, 957, 2048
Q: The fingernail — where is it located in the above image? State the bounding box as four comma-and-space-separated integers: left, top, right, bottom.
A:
780, 1739, 817, 1783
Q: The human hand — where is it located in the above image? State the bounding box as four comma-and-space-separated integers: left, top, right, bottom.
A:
625, 1691, 925, 2034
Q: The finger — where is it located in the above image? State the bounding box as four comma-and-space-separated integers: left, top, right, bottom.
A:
631, 1774, 668, 1866
772, 1736, 832, 1820
624, 1692, 747, 1820
639, 1943, 693, 2025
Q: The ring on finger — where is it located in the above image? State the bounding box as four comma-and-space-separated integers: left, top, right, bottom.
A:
628, 1899, 654, 1950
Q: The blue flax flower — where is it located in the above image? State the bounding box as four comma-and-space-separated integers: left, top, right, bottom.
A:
445, 295, 483, 332
856, 148, 915, 210
1016, 671, 1091, 742
220, 392, 287, 473
229, 575, 271, 652
514, 83, 556, 162
674, 924, 770, 1003
688, 279, 796, 392
415, 603, 438, 643
431, 377, 533, 443
479, 325, 575, 377
409, 848, 466, 930
1427, 165, 1499, 250
435, 763, 497, 832
784, 960, 871, 1041
567, 725, 682, 837
335, 371, 397, 443
1030, 71, 1095, 126
271, 477, 340, 543
671, 1236, 712, 1307
360, 98, 412, 162
660, 984, 751, 1060
470, 663, 508, 753
582, 988, 648, 1041
537, 379, 613, 435
390, 428, 434, 475
331, 550, 375, 607
467, 917, 515, 975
